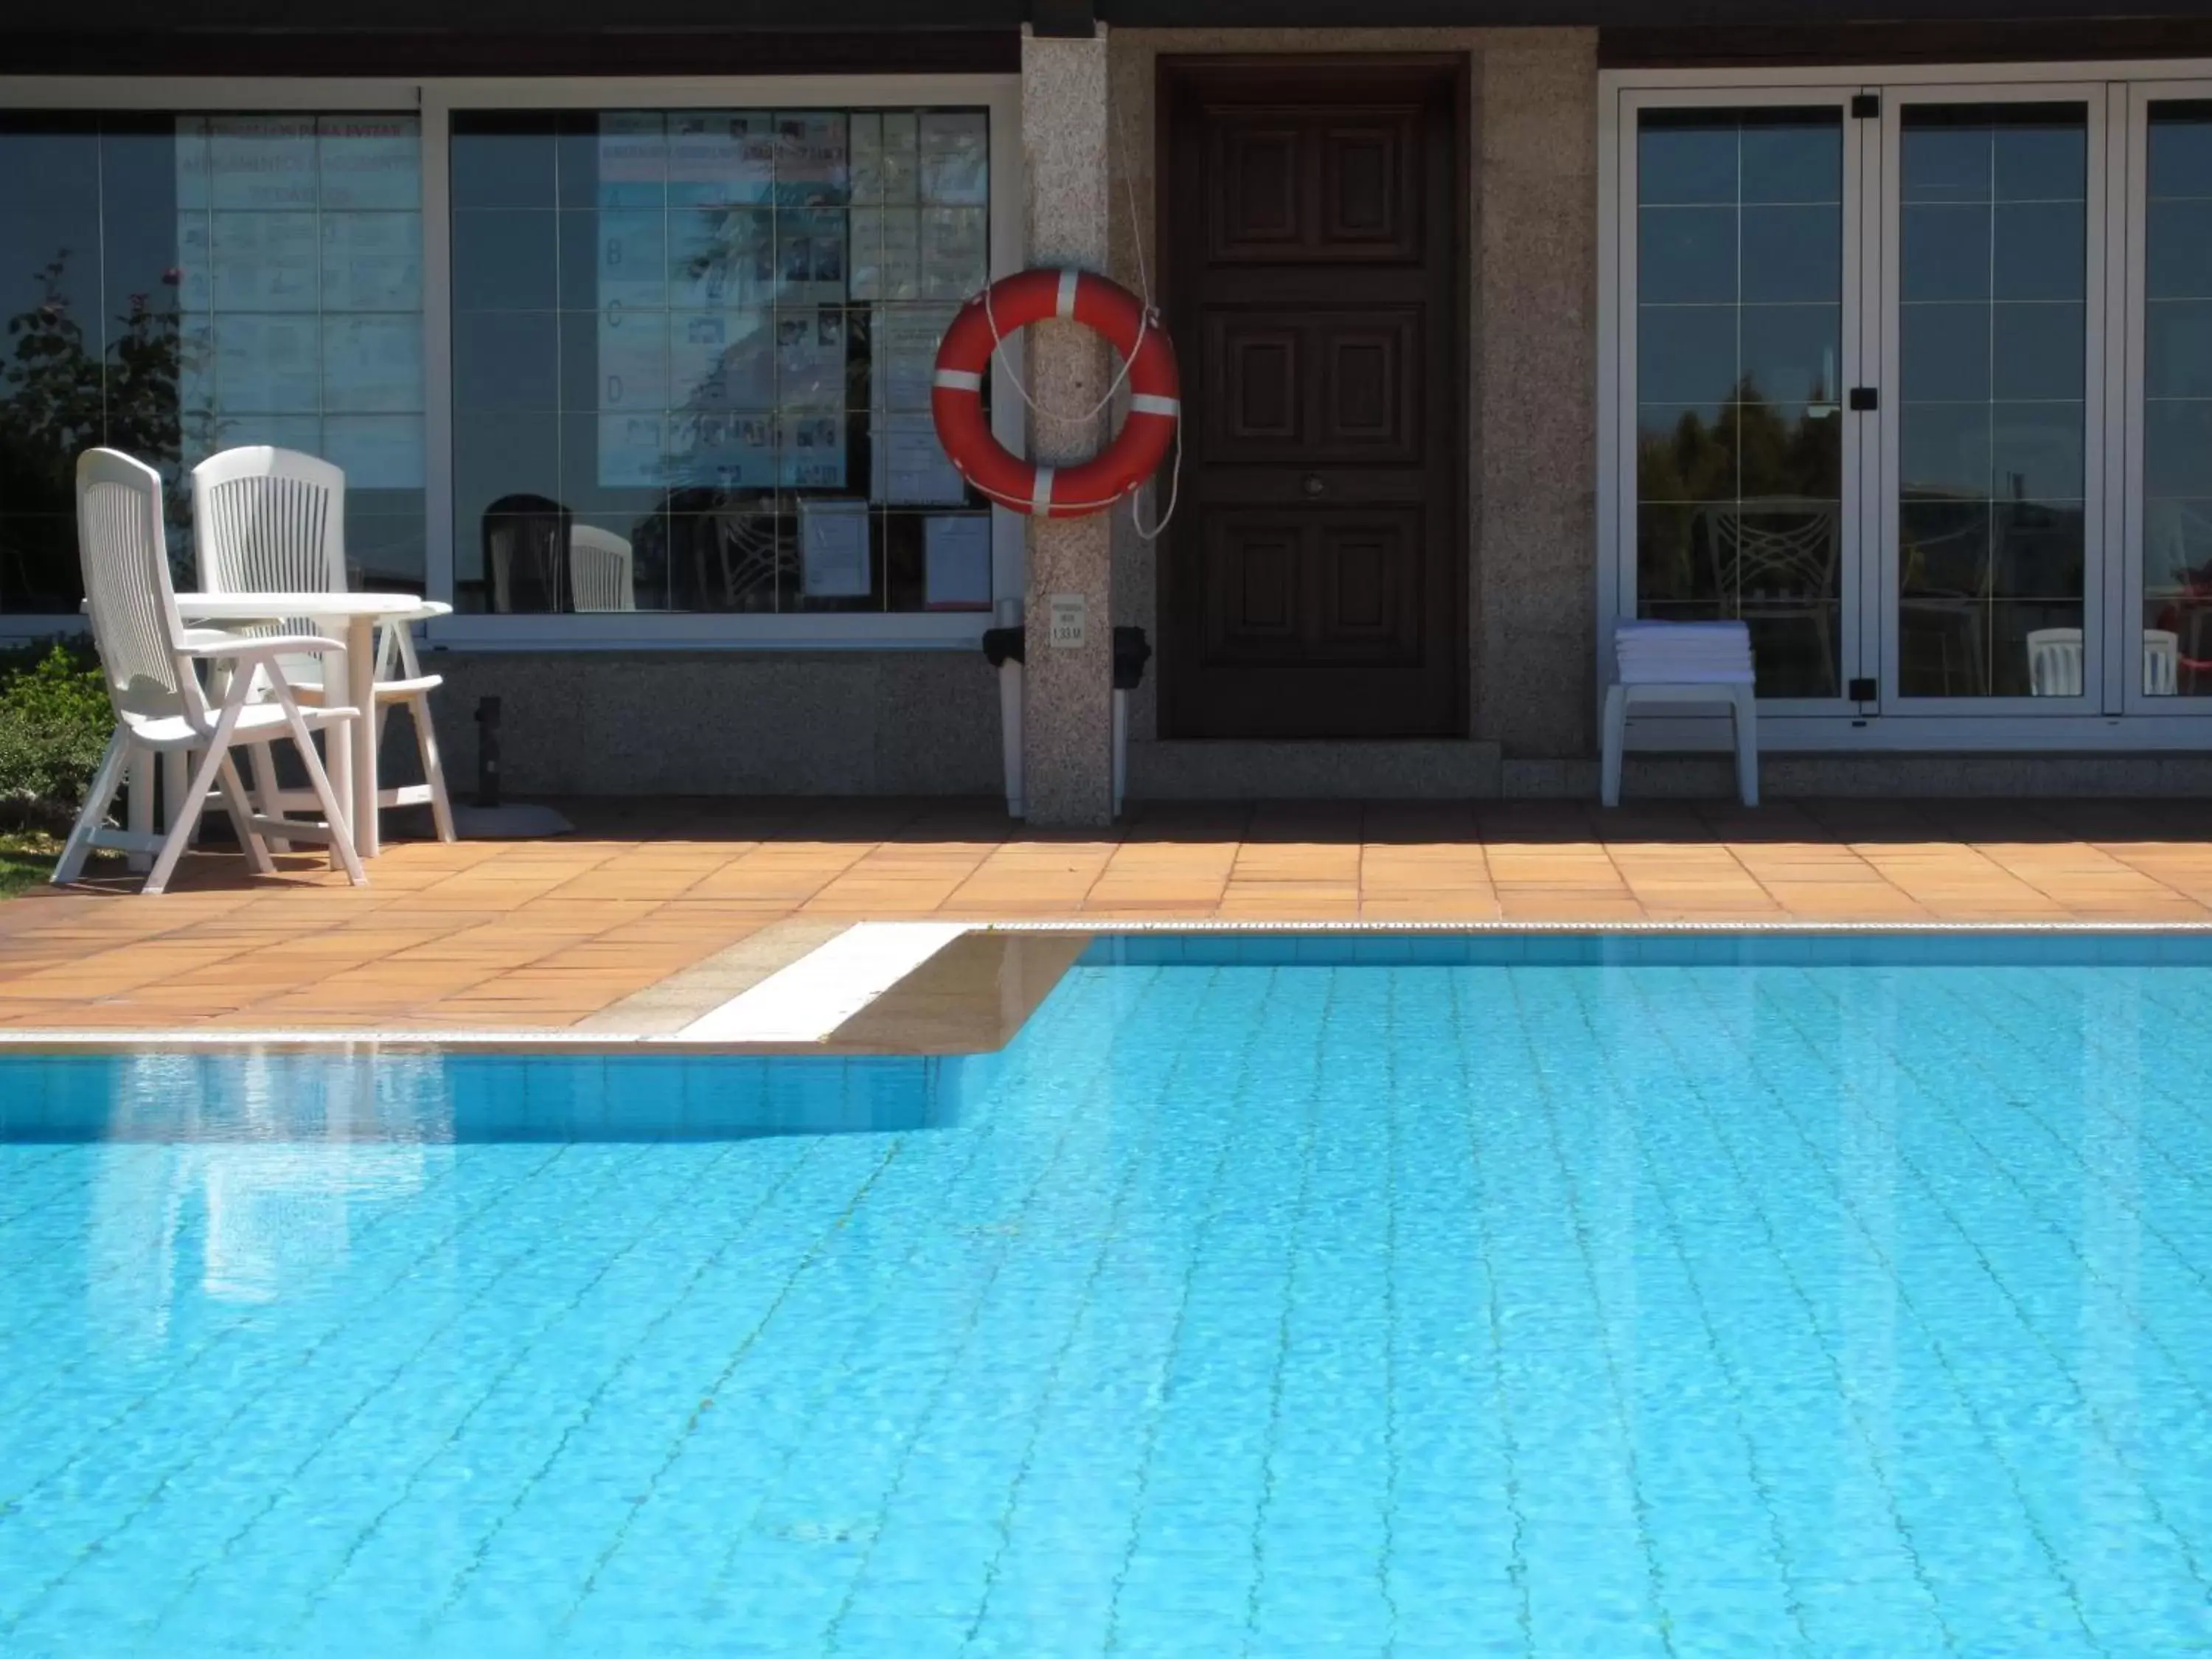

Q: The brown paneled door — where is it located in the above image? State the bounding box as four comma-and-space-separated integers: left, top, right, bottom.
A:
1159, 58, 1465, 739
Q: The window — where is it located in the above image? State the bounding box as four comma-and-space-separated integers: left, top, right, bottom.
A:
1896, 103, 2087, 698
2140, 101, 2212, 695
0, 112, 425, 614
1634, 108, 1846, 700
447, 106, 995, 616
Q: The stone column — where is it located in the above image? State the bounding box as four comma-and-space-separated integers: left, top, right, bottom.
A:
1475, 31, 1599, 759
1019, 24, 1116, 826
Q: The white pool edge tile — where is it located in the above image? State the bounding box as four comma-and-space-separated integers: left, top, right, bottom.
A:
672, 921, 971, 1043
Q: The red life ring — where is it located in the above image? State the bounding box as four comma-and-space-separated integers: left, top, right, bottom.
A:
931, 268, 1180, 519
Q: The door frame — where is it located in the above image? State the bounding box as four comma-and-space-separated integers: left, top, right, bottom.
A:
1600, 56, 2212, 751
1152, 52, 1470, 740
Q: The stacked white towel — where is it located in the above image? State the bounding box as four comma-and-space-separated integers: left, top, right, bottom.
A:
1613, 619, 1756, 685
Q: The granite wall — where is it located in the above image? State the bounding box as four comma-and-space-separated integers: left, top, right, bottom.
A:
420, 650, 1003, 797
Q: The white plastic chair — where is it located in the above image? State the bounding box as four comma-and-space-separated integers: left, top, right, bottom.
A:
568, 525, 636, 612
2026, 627, 2085, 697
2144, 627, 2180, 696
55, 449, 365, 896
192, 445, 455, 844
1601, 622, 1759, 808
2029, 625, 2183, 696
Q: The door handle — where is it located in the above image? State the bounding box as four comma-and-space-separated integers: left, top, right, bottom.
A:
1302, 474, 1325, 498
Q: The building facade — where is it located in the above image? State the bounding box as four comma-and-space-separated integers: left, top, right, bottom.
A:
7, 2, 2212, 821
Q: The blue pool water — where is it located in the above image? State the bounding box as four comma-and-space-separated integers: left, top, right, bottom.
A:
4, 933, 2212, 1657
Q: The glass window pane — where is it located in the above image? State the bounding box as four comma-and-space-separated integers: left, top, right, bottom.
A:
449, 105, 989, 614
0, 111, 426, 612
1740, 119, 1840, 206
2144, 105, 2212, 693
1633, 107, 1844, 700
1901, 302, 1991, 403
1638, 206, 1736, 305
1896, 102, 2087, 698
1638, 308, 1738, 407
1991, 302, 2081, 403
1741, 206, 1840, 303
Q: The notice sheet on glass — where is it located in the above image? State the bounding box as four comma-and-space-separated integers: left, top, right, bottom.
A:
800, 497, 872, 597
870, 305, 963, 504
924, 515, 992, 610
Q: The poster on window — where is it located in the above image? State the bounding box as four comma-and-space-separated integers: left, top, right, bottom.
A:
206, 116, 318, 209
175, 215, 214, 311
319, 119, 422, 210
322, 316, 423, 413
599, 413, 668, 488
667, 112, 751, 209
215, 316, 320, 413
776, 310, 845, 411
597, 211, 668, 309
599, 307, 672, 413
920, 209, 987, 301
779, 412, 847, 490
872, 305, 953, 413
869, 305, 961, 504
668, 311, 733, 408
212, 212, 319, 310
873, 414, 964, 506
321, 213, 422, 310
774, 114, 848, 206
599, 113, 668, 209
880, 114, 920, 204
919, 113, 989, 206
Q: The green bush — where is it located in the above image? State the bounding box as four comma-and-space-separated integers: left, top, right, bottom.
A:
0, 638, 111, 832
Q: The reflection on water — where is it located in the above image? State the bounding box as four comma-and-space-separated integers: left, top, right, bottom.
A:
88, 1055, 443, 1343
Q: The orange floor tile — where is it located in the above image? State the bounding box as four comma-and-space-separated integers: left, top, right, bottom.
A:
7, 795, 2212, 1034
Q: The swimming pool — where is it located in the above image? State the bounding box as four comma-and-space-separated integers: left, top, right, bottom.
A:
3, 933, 2210, 1656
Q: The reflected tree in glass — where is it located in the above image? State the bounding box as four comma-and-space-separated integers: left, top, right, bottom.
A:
0, 249, 190, 607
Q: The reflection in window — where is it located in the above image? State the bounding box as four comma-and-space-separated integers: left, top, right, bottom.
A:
2143, 102, 2212, 696
1635, 108, 1844, 698
0, 113, 427, 614
1896, 103, 2087, 698
448, 108, 995, 616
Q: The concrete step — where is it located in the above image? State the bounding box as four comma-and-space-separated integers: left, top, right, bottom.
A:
1128, 740, 1503, 800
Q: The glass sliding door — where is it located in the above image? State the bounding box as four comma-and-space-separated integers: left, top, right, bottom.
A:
1629, 102, 1855, 703
1883, 94, 2101, 706
2135, 100, 2212, 699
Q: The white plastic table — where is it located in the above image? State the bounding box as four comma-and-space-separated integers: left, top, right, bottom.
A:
171, 594, 451, 858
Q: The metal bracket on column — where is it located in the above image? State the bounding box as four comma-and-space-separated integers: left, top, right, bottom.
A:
1029, 0, 1096, 37
1111, 625, 1151, 692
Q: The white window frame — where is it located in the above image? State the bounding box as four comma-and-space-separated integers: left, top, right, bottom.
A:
0, 72, 1025, 653
1599, 58, 2212, 753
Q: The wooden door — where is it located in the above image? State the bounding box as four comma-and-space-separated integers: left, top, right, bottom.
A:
1159, 58, 1465, 739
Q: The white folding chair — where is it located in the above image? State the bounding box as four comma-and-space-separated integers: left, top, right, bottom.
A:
567, 524, 636, 612
193, 445, 456, 845
55, 449, 365, 897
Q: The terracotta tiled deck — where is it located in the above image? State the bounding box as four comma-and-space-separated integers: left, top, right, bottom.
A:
8, 795, 2212, 1034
